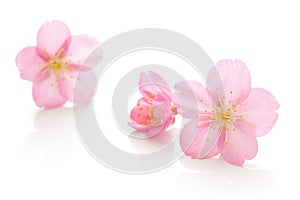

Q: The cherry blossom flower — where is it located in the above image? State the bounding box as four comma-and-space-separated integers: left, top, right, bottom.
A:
129, 71, 177, 137
176, 59, 279, 166
16, 20, 100, 109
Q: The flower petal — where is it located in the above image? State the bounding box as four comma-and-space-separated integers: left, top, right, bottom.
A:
15, 46, 46, 81
204, 142, 220, 159
219, 128, 258, 166
175, 80, 212, 119
32, 76, 66, 109
180, 119, 221, 159
146, 101, 174, 137
128, 122, 150, 131
58, 69, 97, 105
65, 35, 100, 69
180, 120, 207, 158
129, 97, 174, 137
145, 125, 168, 138
37, 20, 71, 58
130, 98, 152, 126
207, 59, 251, 105
139, 71, 172, 102
237, 88, 279, 137
198, 123, 222, 158
148, 71, 173, 98
152, 102, 174, 128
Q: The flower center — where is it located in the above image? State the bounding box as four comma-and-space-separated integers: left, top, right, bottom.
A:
134, 95, 177, 128
46, 48, 70, 76
222, 110, 231, 122
216, 107, 235, 125
196, 90, 243, 144
50, 60, 63, 70
135, 103, 163, 127
48, 58, 70, 76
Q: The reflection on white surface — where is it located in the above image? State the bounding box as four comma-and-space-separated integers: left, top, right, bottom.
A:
22, 107, 79, 164
178, 156, 273, 194
129, 128, 178, 154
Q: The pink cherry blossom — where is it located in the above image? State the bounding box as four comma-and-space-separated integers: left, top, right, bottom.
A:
176, 59, 279, 166
16, 20, 100, 109
129, 71, 177, 137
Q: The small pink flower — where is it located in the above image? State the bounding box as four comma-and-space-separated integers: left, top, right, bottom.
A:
129, 71, 177, 137
16, 20, 100, 109
176, 59, 279, 166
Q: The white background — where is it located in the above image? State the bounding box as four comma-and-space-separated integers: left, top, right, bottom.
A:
0, 0, 298, 199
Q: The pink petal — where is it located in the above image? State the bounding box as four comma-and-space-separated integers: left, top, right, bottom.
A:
207, 59, 251, 105
148, 71, 168, 86
204, 142, 220, 159
64, 35, 100, 69
219, 128, 258, 166
146, 102, 174, 137
129, 97, 174, 137
128, 97, 167, 137
148, 71, 173, 98
161, 112, 175, 131
180, 120, 208, 158
198, 124, 222, 158
139, 72, 155, 96
37, 20, 71, 58
32, 76, 66, 109
153, 102, 174, 124
237, 88, 279, 137
15, 46, 47, 81
58, 69, 97, 105
180, 120, 221, 159
152, 101, 170, 120
145, 125, 168, 138
128, 98, 159, 134
175, 80, 212, 119
130, 98, 152, 126
139, 71, 172, 102
128, 122, 150, 131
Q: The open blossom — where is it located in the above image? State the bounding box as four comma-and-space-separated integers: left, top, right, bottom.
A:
129, 71, 177, 137
16, 20, 100, 109
176, 59, 279, 166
